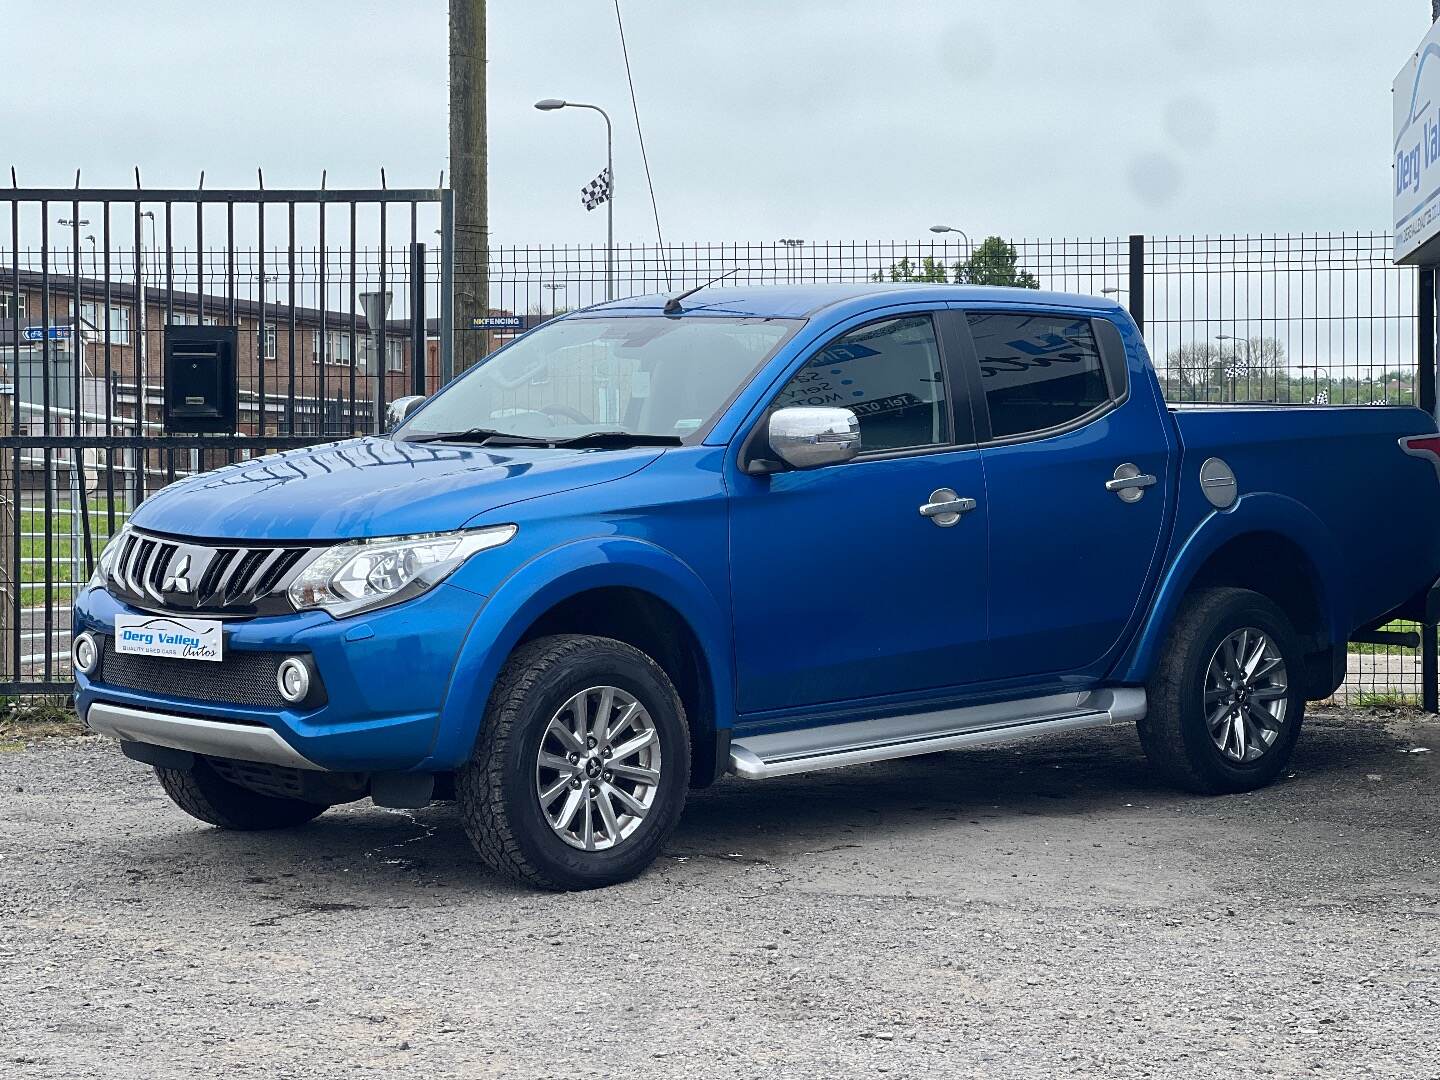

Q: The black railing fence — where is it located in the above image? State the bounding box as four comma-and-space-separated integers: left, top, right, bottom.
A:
2, 207, 1431, 705
480, 233, 1420, 409
1, 185, 453, 693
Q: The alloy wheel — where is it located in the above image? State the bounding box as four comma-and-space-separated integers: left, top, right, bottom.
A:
534, 685, 662, 851
1203, 627, 1289, 764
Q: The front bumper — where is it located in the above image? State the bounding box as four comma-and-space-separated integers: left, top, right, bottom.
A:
72, 581, 485, 772
86, 701, 323, 769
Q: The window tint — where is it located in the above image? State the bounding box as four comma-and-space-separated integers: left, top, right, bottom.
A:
776, 315, 948, 452
966, 313, 1110, 439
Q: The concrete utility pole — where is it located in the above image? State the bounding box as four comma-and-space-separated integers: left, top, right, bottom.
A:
450, 0, 488, 370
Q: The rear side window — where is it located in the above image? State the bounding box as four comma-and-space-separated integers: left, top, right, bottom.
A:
775, 315, 948, 453
966, 313, 1110, 439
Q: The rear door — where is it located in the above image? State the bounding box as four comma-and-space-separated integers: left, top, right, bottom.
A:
950, 307, 1174, 682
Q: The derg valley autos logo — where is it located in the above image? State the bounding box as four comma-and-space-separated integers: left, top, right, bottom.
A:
119, 618, 220, 660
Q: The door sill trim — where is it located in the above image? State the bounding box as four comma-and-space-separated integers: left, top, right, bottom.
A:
728, 687, 1145, 780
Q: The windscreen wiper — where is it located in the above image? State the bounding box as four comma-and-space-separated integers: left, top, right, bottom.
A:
403, 428, 682, 449
402, 427, 552, 446
549, 431, 684, 448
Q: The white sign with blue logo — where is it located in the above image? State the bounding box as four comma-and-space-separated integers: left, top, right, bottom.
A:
113, 614, 224, 662
1394, 22, 1440, 264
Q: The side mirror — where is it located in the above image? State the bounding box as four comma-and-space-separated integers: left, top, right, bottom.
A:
386, 395, 426, 433
767, 407, 861, 469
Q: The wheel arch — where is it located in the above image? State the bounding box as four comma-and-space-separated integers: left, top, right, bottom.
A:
427, 537, 734, 781
1116, 493, 1348, 696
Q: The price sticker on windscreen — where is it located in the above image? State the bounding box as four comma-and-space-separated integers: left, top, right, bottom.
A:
113, 614, 224, 662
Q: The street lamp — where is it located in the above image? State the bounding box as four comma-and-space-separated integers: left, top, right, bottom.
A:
929, 224, 972, 255
1101, 286, 1128, 296
535, 97, 614, 302
1215, 333, 1249, 402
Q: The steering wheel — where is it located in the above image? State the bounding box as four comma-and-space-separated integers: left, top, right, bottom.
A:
539, 403, 594, 425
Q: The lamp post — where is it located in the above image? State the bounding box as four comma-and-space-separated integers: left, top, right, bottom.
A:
535, 98, 614, 302
1215, 333, 1249, 402
928, 223, 972, 256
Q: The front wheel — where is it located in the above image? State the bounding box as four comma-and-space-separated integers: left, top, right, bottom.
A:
155, 758, 329, 830
1139, 587, 1305, 794
457, 634, 691, 890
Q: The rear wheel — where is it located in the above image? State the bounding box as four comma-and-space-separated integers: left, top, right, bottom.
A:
155, 758, 329, 830
457, 634, 690, 890
1139, 587, 1305, 794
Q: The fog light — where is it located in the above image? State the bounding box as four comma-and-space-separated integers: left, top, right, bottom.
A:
73, 632, 99, 675
277, 657, 311, 704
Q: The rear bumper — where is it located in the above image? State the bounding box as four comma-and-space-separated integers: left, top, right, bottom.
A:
84, 701, 323, 770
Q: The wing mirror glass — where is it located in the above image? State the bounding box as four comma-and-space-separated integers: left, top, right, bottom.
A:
767, 406, 861, 469
386, 395, 426, 433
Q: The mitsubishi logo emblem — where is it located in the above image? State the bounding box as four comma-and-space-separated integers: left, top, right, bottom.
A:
162, 554, 193, 595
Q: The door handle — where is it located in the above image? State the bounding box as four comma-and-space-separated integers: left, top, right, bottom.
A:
919, 488, 977, 527
1105, 463, 1157, 503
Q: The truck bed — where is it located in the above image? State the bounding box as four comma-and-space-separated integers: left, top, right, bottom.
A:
1168, 403, 1440, 635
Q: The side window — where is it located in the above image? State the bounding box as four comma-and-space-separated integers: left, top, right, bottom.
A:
775, 315, 948, 453
967, 313, 1111, 439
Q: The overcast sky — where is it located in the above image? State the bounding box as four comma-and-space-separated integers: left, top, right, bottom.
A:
4, 1, 1431, 246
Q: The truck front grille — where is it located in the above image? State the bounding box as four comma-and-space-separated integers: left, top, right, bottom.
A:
99, 638, 286, 709
106, 528, 314, 617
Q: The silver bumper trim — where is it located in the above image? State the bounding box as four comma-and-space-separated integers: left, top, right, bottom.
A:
85, 702, 323, 771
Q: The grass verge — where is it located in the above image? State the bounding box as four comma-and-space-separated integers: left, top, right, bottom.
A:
0, 696, 82, 747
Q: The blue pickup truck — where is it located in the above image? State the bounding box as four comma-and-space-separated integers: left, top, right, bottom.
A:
72, 283, 1440, 889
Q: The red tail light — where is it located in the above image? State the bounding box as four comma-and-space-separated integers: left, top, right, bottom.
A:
1400, 434, 1440, 469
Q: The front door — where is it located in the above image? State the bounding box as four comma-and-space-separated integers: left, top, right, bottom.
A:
728, 311, 990, 717
955, 307, 1173, 682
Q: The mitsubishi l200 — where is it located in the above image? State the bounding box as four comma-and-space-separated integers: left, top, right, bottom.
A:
73, 284, 1440, 889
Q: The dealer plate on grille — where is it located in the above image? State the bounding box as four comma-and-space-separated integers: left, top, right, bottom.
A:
113, 614, 224, 662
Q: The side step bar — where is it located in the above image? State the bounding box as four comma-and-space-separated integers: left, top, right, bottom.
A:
728, 688, 1146, 780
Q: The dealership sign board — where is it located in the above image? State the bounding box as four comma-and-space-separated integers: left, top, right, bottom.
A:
1395, 22, 1440, 264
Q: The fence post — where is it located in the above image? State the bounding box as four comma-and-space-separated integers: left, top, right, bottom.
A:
410, 242, 427, 398
1127, 234, 1145, 335
1420, 268, 1438, 713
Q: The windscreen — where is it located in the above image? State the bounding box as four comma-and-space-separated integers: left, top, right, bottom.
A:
404, 316, 801, 441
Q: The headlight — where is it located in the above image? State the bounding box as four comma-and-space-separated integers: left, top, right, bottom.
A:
88, 526, 131, 590
287, 526, 516, 617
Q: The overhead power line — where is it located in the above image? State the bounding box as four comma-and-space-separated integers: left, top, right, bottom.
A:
614, 0, 671, 288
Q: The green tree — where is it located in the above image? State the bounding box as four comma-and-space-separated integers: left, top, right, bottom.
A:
875, 238, 1040, 288
952, 237, 1040, 289
872, 256, 950, 283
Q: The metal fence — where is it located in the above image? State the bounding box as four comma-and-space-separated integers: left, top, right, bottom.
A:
2, 184, 453, 694
483, 233, 1421, 409
3, 212, 1430, 706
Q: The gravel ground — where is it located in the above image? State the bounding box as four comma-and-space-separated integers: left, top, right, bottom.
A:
2, 706, 1438, 1079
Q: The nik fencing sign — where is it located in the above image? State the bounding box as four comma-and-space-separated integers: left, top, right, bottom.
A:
1394, 22, 1440, 264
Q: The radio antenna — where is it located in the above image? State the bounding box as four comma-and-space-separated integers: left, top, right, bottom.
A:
663, 266, 744, 315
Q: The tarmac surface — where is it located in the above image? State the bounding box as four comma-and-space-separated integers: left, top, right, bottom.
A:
2, 706, 1438, 1078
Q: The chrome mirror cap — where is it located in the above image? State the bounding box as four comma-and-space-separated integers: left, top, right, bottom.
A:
386, 395, 426, 433
768, 406, 861, 469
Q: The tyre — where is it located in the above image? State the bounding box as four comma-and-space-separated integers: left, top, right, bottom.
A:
154, 758, 329, 830
457, 634, 691, 890
1138, 587, 1305, 795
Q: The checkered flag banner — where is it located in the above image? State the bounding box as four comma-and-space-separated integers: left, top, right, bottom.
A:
581, 168, 612, 211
